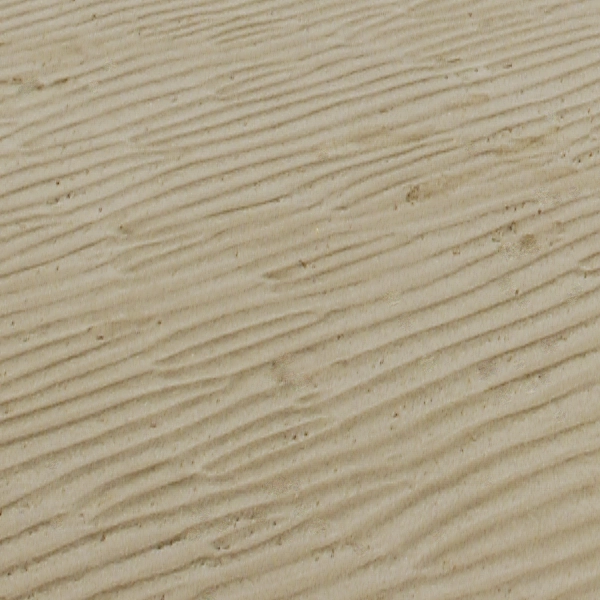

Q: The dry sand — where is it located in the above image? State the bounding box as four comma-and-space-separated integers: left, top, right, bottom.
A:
1, 0, 600, 598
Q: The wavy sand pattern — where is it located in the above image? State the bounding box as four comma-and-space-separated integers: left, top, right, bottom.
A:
1, 0, 600, 598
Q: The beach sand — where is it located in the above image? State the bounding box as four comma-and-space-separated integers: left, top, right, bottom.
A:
1, 1, 600, 598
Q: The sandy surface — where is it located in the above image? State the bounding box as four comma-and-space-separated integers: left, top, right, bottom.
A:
1, 0, 600, 598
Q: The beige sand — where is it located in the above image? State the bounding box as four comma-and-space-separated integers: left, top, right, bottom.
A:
1, 0, 600, 598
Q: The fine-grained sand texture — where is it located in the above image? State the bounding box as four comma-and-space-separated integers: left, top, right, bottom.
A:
2, 0, 600, 598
